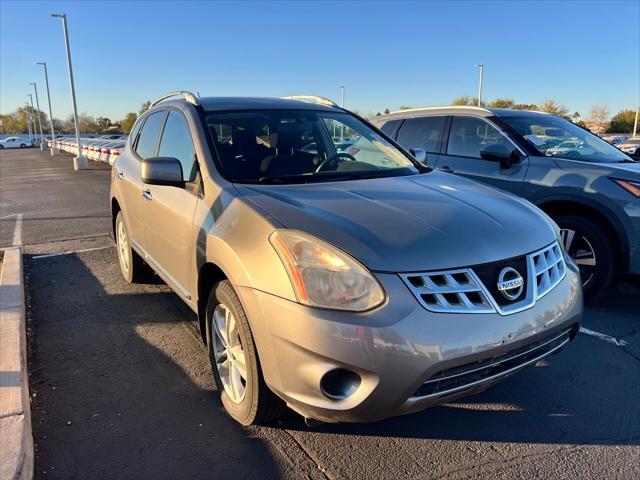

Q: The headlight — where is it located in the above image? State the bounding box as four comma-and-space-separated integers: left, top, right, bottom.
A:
270, 230, 385, 311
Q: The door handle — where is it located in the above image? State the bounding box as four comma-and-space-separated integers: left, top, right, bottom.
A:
117, 170, 125, 180
142, 189, 153, 201
438, 165, 454, 173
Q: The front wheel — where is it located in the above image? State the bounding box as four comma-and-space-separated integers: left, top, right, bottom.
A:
205, 280, 284, 425
20, 144, 26, 148
555, 215, 615, 299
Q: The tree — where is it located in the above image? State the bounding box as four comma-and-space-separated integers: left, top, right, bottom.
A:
488, 98, 515, 108
607, 109, 637, 133
138, 101, 151, 115
96, 117, 112, 130
384, 108, 390, 115
452, 96, 483, 107
0, 106, 48, 133
539, 99, 569, 118
586, 105, 610, 133
120, 112, 138, 133
512, 103, 538, 111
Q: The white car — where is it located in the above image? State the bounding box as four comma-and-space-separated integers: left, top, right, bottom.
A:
617, 137, 640, 157
0, 137, 32, 149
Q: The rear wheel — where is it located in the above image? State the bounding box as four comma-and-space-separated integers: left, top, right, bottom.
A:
20, 144, 26, 148
554, 215, 614, 299
205, 280, 284, 425
115, 212, 153, 283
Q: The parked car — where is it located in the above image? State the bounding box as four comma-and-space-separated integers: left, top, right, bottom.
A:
617, 137, 640, 158
376, 107, 640, 298
111, 93, 582, 425
0, 136, 32, 149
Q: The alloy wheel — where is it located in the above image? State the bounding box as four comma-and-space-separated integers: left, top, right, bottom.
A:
117, 220, 130, 274
560, 228, 596, 287
212, 303, 247, 403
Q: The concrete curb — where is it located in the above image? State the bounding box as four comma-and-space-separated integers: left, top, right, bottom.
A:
0, 248, 34, 480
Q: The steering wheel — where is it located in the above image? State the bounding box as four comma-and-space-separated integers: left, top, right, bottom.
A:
315, 152, 358, 173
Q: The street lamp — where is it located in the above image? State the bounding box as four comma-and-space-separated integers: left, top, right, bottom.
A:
51, 13, 87, 170
37, 62, 57, 155
25, 103, 33, 142
633, 107, 639, 138
340, 85, 345, 141
476, 64, 484, 107
29, 82, 45, 150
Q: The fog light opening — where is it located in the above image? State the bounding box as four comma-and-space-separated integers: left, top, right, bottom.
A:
320, 369, 361, 400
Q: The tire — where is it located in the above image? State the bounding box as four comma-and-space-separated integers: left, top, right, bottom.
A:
20, 144, 26, 148
205, 280, 285, 425
554, 214, 615, 299
115, 212, 153, 283
0, 145, 4, 149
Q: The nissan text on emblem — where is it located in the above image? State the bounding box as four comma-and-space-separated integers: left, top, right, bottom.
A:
497, 267, 524, 300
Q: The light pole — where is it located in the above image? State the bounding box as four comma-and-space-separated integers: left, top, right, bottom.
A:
340, 85, 345, 141
25, 103, 33, 142
633, 107, 639, 138
37, 62, 57, 155
51, 13, 87, 170
29, 82, 45, 150
27, 93, 36, 143
476, 64, 484, 107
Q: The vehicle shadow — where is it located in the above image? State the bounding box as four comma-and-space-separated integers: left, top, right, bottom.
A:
26, 250, 287, 480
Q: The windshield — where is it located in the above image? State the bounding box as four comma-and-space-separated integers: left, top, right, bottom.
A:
498, 115, 633, 163
205, 110, 419, 183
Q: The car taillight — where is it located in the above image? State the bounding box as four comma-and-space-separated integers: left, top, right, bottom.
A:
102, 149, 110, 154
347, 147, 360, 155
113, 151, 120, 156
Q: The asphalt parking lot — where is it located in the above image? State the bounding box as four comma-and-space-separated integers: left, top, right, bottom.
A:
2, 149, 639, 479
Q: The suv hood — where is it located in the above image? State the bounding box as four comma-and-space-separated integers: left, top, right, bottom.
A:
236, 172, 557, 272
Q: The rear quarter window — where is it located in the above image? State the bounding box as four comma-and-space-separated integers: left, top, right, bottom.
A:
380, 119, 402, 139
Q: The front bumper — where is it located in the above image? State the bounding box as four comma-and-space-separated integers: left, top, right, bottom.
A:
236, 263, 582, 423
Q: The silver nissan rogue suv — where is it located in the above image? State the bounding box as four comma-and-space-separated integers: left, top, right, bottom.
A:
110, 92, 582, 425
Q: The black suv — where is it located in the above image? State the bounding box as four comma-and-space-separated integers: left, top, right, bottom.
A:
375, 107, 640, 298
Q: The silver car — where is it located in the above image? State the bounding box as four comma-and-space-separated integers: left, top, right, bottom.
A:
110, 92, 582, 425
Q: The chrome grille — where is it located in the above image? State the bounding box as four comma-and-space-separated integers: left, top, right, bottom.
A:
531, 242, 566, 299
401, 241, 567, 315
400, 269, 494, 313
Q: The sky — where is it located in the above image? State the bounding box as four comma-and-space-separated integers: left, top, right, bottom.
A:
1, 0, 639, 122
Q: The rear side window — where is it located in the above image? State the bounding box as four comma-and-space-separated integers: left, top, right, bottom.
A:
135, 111, 166, 159
447, 116, 512, 159
158, 111, 197, 181
396, 116, 445, 153
380, 119, 402, 138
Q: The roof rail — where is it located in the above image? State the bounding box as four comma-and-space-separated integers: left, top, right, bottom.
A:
282, 95, 339, 108
148, 91, 199, 109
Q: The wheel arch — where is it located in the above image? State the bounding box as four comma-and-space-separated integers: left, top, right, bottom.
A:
111, 197, 121, 239
196, 262, 228, 344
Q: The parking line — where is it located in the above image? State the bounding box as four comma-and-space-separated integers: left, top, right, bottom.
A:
579, 327, 628, 347
31, 245, 115, 260
12, 213, 23, 246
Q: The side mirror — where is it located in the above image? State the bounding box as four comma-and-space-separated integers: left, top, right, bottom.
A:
480, 145, 518, 169
141, 157, 184, 187
410, 148, 427, 164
